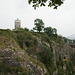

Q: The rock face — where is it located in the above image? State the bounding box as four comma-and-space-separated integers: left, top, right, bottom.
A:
0, 34, 47, 75
0, 29, 74, 75
52, 41, 73, 62
36, 36, 73, 63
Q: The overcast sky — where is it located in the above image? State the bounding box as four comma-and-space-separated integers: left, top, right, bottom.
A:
0, 0, 75, 37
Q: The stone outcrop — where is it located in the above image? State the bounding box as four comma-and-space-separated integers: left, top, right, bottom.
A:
0, 29, 74, 75
52, 41, 73, 62
0, 35, 47, 75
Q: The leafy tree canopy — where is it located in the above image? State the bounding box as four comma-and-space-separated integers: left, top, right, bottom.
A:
28, 0, 64, 9
33, 18, 44, 33
44, 27, 57, 36
24, 28, 29, 31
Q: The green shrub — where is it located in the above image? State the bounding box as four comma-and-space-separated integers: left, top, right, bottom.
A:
39, 46, 54, 67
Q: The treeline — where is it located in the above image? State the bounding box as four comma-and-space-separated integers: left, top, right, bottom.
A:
16, 18, 57, 37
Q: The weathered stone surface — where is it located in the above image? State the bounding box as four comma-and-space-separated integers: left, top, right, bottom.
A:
52, 41, 73, 62
0, 46, 47, 75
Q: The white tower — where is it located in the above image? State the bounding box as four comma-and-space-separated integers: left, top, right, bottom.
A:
15, 18, 21, 30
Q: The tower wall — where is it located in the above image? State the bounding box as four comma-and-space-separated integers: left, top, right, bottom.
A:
15, 19, 21, 30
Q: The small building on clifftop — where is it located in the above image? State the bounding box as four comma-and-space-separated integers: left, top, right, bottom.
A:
15, 18, 21, 30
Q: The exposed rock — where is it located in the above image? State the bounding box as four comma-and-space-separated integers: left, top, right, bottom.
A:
52, 41, 73, 62
0, 35, 47, 75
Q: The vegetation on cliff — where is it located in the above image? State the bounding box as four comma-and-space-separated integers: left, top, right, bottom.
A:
0, 23, 75, 75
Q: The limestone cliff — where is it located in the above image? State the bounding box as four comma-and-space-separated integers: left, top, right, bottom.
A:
0, 30, 47, 75
0, 29, 74, 75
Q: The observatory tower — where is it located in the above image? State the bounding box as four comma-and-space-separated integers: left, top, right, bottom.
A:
15, 18, 21, 30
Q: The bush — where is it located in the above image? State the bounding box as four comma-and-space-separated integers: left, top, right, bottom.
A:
39, 46, 54, 67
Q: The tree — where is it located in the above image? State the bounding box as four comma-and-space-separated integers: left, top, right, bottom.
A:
33, 18, 44, 33
24, 28, 29, 31
44, 27, 53, 36
44, 27, 57, 36
39, 46, 54, 74
39, 46, 54, 67
28, 0, 64, 9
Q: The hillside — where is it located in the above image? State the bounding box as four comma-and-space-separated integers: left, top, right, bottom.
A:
0, 29, 75, 75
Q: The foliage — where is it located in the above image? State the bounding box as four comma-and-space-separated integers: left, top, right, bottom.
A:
65, 61, 75, 75
17, 56, 25, 62
17, 32, 34, 49
44, 27, 53, 36
44, 27, 57, 37
56, 56, 64, 68
24, 28, 29, 31
58, 68, 64, 75
0, 29, 74, 75
0, 29, 17, 40
71, 53, 75, 66
30, 29, 34, 32
39, 46, 54, 67
33, 18, 44, 33
38, 46, 54, 75
56, 56, 75, 75
17, 28, 25, 31
28, 0, 64, 9
0, 62, 28, 75
15, 30, 39, 55
17, 32, 26, 49
56, 56, 65, 75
